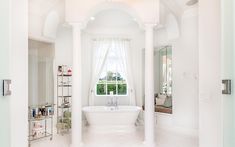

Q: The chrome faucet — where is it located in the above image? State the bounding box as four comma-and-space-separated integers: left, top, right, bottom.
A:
107, 97, 118, 109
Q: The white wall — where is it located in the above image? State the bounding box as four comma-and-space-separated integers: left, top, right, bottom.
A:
54, 25, 73, 106
65, 0, 159, 25
199, 0, 222, 147
29, 25, 74, 133
172, 8, 198, 132
29, 0, 65, 41
55, 26, 73, 67
154, 8, 199, 135
221, 0, 235, 147
0, 0, 11, 146
81, 10, 145, 106
10, 0, 28, 146
54, 25, 73, 131
234, 0, 235, 145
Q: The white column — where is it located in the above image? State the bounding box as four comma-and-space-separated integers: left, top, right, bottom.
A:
71, 23, 83, 147
144, 24, 155, 147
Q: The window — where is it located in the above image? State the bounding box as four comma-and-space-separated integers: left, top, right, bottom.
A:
96, 47, 128, 96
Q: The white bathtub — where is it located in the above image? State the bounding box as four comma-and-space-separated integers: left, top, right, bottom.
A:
82, 106, 141, 126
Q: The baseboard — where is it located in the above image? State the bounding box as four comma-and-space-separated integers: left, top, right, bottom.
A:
143, 141, 156, 147
70, 142, 84, 147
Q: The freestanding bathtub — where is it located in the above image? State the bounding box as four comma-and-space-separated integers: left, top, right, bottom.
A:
82, 106, 141, 126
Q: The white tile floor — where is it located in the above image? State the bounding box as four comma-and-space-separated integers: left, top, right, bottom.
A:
31, 126, 198, 147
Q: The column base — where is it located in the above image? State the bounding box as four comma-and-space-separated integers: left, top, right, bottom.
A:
143, 141, 156, 147
70, 142, 84, 147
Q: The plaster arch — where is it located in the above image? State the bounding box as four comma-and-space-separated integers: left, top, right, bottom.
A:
165, 13, 180, 40
43, 11, 60, 39
154, 13, 179, 46
65, 0, 159, 26
83, 2, 144, 29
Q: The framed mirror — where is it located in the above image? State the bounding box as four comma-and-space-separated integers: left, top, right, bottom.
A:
154, 46, 172, 114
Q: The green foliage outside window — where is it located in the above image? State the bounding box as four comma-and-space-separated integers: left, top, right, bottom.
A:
118, 84, 127, 95
96, 71, 127, 96
96, 84, 106, 95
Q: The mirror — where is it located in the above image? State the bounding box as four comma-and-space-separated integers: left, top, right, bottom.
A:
28, 39, 55, 106
154, 46, 172, 114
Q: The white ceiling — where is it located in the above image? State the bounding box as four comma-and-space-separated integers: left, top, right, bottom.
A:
87, 10, 139, 29
29, 0, 64, 17
28, 0, 198, 27
29, 0, 198, 16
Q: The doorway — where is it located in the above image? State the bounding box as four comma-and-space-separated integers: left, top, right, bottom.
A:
221, 0, 235, 147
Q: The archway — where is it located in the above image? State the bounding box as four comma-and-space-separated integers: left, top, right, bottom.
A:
83, 2, 144, 29
70, 2, 157, 147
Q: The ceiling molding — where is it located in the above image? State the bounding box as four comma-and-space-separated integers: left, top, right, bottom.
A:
160, 0, 183, 17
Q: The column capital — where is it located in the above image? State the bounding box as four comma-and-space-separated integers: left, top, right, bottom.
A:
144, 23, 157, 30
69, 22, 85, 30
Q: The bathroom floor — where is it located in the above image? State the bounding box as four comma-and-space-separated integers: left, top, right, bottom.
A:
31, 126, 198, 147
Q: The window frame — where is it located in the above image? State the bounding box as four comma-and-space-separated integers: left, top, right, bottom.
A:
95, 70, 128, 97
95, 51, 128, 97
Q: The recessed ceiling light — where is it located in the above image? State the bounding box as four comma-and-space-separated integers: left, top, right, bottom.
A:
90, 17, 95, 21
186, 0, 198, 6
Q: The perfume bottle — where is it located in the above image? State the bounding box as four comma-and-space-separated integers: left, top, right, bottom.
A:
58, 66, 63, 76
32, 108, 36, 118
67, 68, 72, 75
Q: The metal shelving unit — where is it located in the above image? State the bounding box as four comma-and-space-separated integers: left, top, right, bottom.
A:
56, 65, 72, 134
28, 104, 54, 147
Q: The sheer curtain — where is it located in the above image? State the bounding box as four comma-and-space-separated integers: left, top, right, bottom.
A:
88, 39, 110, 105
88, 38, 136, 106
28, 40, 54, 106
114, 39, 136, 105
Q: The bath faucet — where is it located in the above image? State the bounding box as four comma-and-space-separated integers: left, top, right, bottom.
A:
107, 97, 118, 109
114, 100, 118, 107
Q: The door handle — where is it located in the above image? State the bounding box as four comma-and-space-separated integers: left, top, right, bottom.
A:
222, 79, 232, 95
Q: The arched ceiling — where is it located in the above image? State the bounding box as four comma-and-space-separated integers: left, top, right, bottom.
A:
87, 10, 139, 29
29, 0, 198, 25
29, 0, 65, 41
161, 0, 198, 17
29, 0, 64, 18
29, 0, 197, 19
65, 0, 159, 25
28, 0, 198, 41
175, 0, 198, 10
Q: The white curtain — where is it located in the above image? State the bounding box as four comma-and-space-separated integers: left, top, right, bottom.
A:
88, 38, 136, 106
88, 39, 110, 105
114, 39, 136, 106
28, 40, 55, 106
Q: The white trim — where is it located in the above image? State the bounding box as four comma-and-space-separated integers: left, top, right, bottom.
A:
95, 95, 128, 97
28, 34, 55, 43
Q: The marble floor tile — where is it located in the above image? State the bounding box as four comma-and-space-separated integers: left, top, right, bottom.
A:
31, 126, 198, 147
